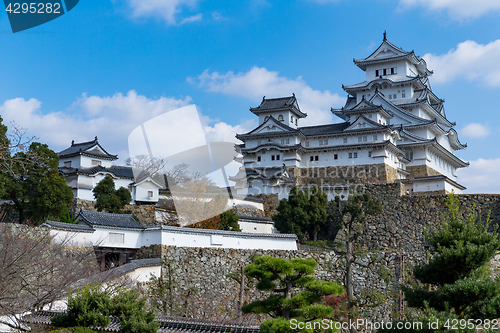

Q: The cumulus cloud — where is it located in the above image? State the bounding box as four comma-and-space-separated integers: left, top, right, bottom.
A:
126, 0, 201, 25
0, 90, 247, 164
190, 66, 345, 126
457, 158, 500, 194
424, 40, 500, 87
398, 0, 500, 20
461, 123, 490, 138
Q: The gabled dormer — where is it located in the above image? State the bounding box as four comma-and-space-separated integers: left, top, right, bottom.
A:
354, 32, 433, 82
58, 137, 118, 169
250, 94, 307, 129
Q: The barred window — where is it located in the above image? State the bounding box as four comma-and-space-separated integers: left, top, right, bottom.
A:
109, 233, 124, 244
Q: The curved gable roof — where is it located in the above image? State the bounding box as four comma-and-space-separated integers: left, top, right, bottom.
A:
58, 137, 118, 161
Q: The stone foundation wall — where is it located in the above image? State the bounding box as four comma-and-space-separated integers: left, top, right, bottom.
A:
231, 206, 264, 218
136, 245, 404, 321
286, 163, 397, 185
406, 165, 441, 178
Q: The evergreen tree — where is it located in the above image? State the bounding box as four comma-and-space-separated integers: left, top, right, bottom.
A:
219, 210, 241, 231
53, 284, 158, 333
379, 194, 500, 332
242, 256, 344, 333
93, 175, 132, 213
3, 142, 73, 224
273, 186, 328, 241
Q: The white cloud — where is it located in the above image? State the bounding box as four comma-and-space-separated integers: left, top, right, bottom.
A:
191, 66, 345, 126
423, 40, 500, 87
398, 0, 500, 20
0, 91, 247, 164
179, 13, 202, 25
126, 0, 201, 25
461, 123, 490, 138
457, 158, 500, 194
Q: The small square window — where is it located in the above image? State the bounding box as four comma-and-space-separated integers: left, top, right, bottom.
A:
276, 155, 280, 160
64, 161, 72, 167
334, 154, 338, 160
402, 93, 406, 98
148, 191, 153, 198
368, 151, 372, 157
354, 152, 358, 158
257, 156, 261, 162
349, 152, 353, 158
315, 156, 319, 161
343, 138, 347, 144
363, 136, 367, 142
373, 135, 378, 141
271, 155, 275, 161
91, 160, 102, 166
310, 156, 314, 162
375, 70, 379, 76
358, 137, 362, 143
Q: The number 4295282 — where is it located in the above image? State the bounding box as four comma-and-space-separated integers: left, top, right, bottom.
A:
5, 3, 61, 14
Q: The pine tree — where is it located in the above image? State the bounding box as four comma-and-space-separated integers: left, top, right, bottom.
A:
273, 186, 328, 241
379, 194, 500, 332
242, 256, 344, 333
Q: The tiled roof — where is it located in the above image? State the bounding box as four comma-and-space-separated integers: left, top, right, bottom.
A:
298, 122, 350, 136
58, 137, 118, 160
244, 166, 293, 180
237, 215, 274, 224
144, 225, 298, 240
22, 311, 260, 333
59, 165, 135, 179
77, 209, 145, 230
250, 95, 307, 118
42, 220, 95, 233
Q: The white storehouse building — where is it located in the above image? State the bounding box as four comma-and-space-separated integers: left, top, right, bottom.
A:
230, 34, 468, 198
58, 137, 162, 204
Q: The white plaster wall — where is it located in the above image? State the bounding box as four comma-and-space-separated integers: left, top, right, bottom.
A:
91, 227, 143, 248
413, 180, 445, 193
59, 156, 82, 168
239, 221, 274, 234
226, 198, 264, 211
126, 265, 161, 282
49, 229, 94, 247
134, 181, 159, 203
159, 229, 297, 250
79, 155, 112, 168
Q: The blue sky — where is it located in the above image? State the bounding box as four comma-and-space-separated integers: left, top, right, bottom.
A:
1, 0, 499, 193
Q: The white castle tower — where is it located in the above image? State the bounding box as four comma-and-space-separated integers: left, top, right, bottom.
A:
230, 33, 468, 198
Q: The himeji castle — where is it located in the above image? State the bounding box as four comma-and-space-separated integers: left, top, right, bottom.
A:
230, 33, 469, 198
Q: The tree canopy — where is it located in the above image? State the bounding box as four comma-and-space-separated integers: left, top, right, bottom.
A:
2, 140, 73, 224
273, 186, 328, 241
93, 175, 132, 213
242, 256, 344, 333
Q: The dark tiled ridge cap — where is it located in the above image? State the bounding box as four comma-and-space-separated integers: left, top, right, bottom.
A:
237, 215, 273, 223
144, 225, 297, 240
78, 209, 146, 230
23, 310, 259, 333
42, 220, 95, 233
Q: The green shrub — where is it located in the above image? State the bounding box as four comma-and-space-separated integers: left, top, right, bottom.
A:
52, 283, 158, 333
